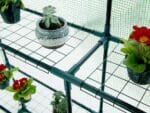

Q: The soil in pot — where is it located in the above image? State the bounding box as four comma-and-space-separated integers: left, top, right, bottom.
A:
0, 2, 20, 24
39, 19, 64, 30
127, 67, 150, 85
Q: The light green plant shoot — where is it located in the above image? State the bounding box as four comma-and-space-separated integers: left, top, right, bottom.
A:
42, 5, 61, 28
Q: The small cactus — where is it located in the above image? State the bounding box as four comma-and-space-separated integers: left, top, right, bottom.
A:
42, 5, 61, 29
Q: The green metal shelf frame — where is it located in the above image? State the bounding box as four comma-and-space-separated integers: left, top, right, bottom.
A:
0, 0, 147, 113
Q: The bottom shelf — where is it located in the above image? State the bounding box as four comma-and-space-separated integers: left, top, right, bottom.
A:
0, 69, 92, 113
0, 42, 149, 113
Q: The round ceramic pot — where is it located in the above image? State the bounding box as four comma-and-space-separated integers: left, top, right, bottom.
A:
0, 2, 20, 24
127, 68, 150, 85
35, 17, 69, 49
0, 80, 9, 89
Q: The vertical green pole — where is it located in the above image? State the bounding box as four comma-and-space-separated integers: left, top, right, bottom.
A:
0, 39, 10, 68
64, 81, 72, 113
99, 0, 112, 113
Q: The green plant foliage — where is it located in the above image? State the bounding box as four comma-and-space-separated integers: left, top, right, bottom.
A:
51, 91, 67, 113
6, 78, 36, 101
0, 67, 18, 84
42, 5, 61, 29
121, 39, 150, 73
123, 54, 146, 73
0, 0, 24, 12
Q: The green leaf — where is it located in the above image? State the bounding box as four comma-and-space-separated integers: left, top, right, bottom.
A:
51, 16, 61, 25
3, 67, 18, 79
18, 85, 36, 98
10, 67, 19, 72
26, 78, 33, 86
21, 86, 30, 94
138, 43, 150, 64
6, 86, 16, 92
123, 54, 146, 73
13, 92, 20, 100
120, 39, 138, 55
19, 1, 24, 9
142, 56, 147, 63
29, 85, 36, 94
45, 17, 50, 28
121, 48, 130, 55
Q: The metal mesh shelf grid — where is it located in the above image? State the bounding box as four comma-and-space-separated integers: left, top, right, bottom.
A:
0, 0, 150, 113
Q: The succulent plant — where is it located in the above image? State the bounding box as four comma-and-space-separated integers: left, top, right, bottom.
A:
41, 5, 61, 29
51, 91, 67, 113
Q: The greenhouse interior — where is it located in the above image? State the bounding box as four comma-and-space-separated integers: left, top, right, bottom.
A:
0, 0, 150, 113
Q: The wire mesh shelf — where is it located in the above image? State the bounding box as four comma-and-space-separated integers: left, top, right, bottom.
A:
0, 0, 150, 113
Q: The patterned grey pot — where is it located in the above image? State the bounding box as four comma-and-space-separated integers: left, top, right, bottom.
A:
127, 67, 150, 85
35, 17, 69, 48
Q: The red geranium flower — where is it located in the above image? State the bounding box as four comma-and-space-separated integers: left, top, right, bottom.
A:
20, 77, 27, 87
129, 25, 150, 45
13, 77, 28, 90
0, 64, 7, 71
13, 80, 20, 90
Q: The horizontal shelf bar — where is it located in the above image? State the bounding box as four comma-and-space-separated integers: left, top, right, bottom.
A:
0, 105, 11, 113
10, 65, 97, 113
22, 8, 121, 44
0, 42, 145, 113
68, 40, 103, 74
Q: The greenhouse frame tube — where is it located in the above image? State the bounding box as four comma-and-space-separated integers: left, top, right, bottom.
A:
0, 42, 146, 113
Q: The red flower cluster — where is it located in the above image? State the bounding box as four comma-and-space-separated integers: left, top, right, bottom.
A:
0, 64, 6, 71
0, 64, 7, 82
129, 25, 150, 46
13, 77, 28, 90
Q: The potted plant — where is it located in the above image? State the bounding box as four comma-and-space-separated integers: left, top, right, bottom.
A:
0, 64, 18, 89
51, 91, 67, 113
6, 77, 36, 102
35, 5, 69, 49
121, 25, 150, 85
0, 0, 24, 24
